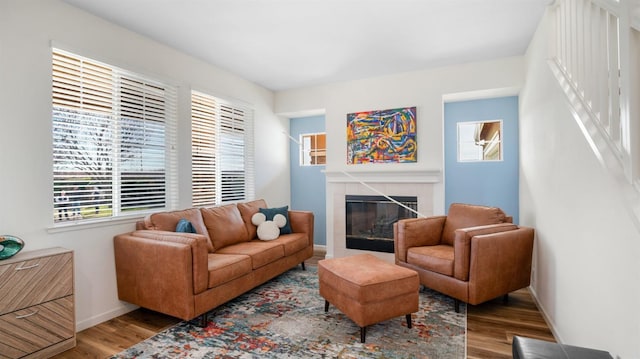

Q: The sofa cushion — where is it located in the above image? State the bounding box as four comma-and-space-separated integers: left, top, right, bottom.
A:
407, 245, 454, 277
270, 233, 308, 256
237, 199, 268, 239
441, 203, 507, 245
207, 253, 253, 288
216, 241, 284, 269
202, 204, 250, 250
143, 208, 213, 252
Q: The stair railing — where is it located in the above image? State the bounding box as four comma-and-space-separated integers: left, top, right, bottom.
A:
548, 0, 640, 225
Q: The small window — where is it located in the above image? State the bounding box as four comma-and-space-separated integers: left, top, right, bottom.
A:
457, 120, 503, 162
300, 133, 326, 166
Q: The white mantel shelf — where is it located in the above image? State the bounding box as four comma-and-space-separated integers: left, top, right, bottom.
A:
323, 169, 441, 184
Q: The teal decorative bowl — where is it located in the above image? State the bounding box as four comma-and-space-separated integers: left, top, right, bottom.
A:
0, 235, 24, 260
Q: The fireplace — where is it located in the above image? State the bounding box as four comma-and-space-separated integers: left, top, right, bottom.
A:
345, 195, 418, 253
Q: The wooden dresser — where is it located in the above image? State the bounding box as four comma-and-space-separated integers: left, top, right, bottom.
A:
0, 247, 75, 358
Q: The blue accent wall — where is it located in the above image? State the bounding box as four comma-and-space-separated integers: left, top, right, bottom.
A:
290, 115, 326, 245
444, 96, 519, 223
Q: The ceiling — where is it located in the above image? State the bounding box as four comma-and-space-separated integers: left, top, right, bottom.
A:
62, 0, 550, 91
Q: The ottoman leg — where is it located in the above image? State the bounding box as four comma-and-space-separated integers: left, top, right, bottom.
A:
324, 300, 329, 312
406, 314, 412, 328
360, 326, 366, 343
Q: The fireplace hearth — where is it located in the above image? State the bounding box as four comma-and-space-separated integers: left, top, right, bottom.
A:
345, 195, 417, 253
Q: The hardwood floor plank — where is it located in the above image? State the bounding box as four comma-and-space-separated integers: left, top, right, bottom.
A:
54, 251, 555, 358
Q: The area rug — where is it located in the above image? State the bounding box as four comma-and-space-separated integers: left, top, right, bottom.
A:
112, 266, 466, 358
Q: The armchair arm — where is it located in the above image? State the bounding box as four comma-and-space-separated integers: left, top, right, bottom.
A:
393, 216, 446, 263
453, 223, 518, 281
289, 210, 315, 247
113, 230, 209, 320
468, 226, 535, 304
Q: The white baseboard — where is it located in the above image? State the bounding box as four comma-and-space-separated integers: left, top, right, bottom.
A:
313, 244, 326, 252
527, 286, 562, 344
75, 302, 139, 332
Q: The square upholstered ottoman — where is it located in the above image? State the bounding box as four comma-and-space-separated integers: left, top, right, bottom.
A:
318, 253, 419, 343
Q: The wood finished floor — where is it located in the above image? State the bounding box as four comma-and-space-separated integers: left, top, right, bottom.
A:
53, 250, 555, 358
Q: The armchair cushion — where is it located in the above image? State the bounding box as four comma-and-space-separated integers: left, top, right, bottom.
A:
407, 245, 454, 276
442, 203, 507, 245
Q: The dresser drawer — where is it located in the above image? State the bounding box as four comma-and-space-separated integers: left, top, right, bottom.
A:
0, 252, 73, 315
0, 295, 75, 359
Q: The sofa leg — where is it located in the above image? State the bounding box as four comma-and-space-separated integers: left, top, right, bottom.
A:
301, 261, 306, 271
503, 293, 509, 305
324, 300, 329, 312
360, 326, 366, 343
454, 299, 460, 313
406, 314, 412, 329
190, 312, 208, 328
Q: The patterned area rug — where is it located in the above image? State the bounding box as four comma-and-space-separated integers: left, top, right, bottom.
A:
112, 266, 466, 358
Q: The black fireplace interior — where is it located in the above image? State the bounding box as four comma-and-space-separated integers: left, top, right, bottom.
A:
345, 195, 418, 253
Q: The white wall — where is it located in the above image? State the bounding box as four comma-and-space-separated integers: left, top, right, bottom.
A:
0, 0, 287, 330
520, 8, 640, 358
276, 57, 525, 215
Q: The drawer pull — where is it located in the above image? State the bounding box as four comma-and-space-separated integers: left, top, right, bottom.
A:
15, 263, 39, 271
15, 310, 38, 319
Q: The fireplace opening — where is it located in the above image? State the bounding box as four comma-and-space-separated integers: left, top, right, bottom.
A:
345, 195, 418, 253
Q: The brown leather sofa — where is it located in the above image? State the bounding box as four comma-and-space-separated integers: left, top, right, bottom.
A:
114, 199, 314, 321
393, 203, 534, 312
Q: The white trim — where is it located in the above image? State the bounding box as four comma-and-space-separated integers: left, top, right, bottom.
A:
323, 170, 441, 184
75, 303, 139, 332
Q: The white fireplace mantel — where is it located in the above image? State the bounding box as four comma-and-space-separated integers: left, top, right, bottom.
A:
323, 169, 441, 184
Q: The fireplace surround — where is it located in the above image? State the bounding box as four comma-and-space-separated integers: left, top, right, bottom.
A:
324, 170, 441, 261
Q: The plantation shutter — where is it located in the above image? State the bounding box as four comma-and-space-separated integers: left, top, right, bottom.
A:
191, 91, 254, 207
52, 49, 177, 223
118, 76, 176, 211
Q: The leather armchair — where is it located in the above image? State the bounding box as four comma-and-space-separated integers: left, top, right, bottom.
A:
393, 203, 534, 312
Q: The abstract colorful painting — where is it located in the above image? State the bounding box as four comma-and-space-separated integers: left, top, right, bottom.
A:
347, 106, 417, 164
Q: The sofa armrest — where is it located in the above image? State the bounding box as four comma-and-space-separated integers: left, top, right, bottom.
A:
289, 210, 314, 247
113, 230, 209, 320
453, 223, 518, 281
393, 216, 446, 263
468, 226, 535, 303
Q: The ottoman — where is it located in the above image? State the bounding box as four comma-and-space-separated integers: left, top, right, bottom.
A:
512, 336, 613, 359
318, 253, 419, 343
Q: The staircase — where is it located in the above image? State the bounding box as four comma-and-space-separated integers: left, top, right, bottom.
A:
548, 0, 640, 226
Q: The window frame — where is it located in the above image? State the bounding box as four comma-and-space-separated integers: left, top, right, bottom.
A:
191, 90, 255, 207
51, 48, 178, 226
299, 132, 327, 166
456, 120, 503, 162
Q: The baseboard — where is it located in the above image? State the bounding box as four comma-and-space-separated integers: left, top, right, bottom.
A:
75, 302, 139, 332
313, 244, 326, 252
527, 286, 563, 344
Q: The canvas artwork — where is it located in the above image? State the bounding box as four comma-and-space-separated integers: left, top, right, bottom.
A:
347, 106, 417, 164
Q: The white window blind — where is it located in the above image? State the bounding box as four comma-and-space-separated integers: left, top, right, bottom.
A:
52, 49, 177, 223
191, 91, 254, 207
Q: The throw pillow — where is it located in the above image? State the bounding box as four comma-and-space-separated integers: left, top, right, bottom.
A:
259, 206, 292, 234
251, 212, 287, 240
176, 218, 197, 234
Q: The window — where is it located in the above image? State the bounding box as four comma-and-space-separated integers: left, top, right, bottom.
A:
300, 133, 326, 166
52, 49, 177, 223
191, 91, 255, 207
457, 120, 503, 162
